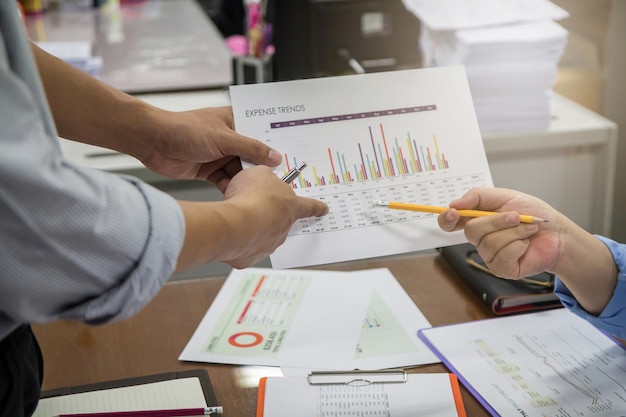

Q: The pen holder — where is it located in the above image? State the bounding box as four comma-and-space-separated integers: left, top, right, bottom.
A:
233, 54, 273, 85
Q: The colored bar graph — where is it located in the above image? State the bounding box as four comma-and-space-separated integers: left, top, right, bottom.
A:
284, 123, 449, 189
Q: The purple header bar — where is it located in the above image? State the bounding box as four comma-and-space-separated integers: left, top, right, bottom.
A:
269, 105, 437, 129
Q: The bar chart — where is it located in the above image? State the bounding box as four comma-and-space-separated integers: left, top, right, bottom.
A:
272, 105, 452, 189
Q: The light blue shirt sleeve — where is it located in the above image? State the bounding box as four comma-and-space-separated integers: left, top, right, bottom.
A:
554, 235, 626, 339
0, 1, 185, 340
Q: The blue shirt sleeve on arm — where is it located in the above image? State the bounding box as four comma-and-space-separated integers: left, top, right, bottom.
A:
0, 4, 185, 339
62, 174, 186, 325
554, 235, 626, 339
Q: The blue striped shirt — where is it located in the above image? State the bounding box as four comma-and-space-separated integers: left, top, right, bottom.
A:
0, 2, 184, 341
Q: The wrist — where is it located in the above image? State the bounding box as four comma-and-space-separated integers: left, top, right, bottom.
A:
175, 200, 256, 272
115, 100, 171, 158
552, 214, 592, 275
552, 216, 617, 314
176, 201, 232, 271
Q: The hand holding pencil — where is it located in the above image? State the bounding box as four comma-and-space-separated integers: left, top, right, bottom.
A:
433, 187, 576, 290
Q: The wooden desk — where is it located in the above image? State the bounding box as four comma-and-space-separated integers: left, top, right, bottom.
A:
32, 250, 493, 416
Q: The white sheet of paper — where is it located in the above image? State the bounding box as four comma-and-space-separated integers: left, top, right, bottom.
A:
179, 268, 372, 370
260, 373, 462, 417
230, 66, 493, 269
281, 268, 439, 376
181, 267, 439, 371
276, 271, 374, 370
420, 308, 626, 416
350, 268, 439, 370
401, 0, 568, 30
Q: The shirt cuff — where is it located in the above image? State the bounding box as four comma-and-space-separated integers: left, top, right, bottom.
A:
554, 235, 626, 339
83, 176, 185, 324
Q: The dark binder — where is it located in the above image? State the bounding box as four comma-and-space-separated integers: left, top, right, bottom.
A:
439, 243, 563, 315
40, 369, 217, 406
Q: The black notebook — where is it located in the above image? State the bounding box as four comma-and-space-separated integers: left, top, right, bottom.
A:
440, 243, 563, 315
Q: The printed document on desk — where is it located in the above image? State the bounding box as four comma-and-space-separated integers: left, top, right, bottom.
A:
33, 370, 214, 417
419, 308, 626, 416
230, 66, 493, 269
179, 268, 438, 370
257, 373, 467, 417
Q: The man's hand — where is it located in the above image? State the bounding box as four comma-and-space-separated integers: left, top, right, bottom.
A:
123, 106, 282, 192
176, 166, 329, 271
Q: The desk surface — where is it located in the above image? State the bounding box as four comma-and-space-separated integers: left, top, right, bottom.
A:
32, 250, 494, 416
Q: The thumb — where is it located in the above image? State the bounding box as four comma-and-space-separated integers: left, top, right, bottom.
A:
223, 133, 283, 167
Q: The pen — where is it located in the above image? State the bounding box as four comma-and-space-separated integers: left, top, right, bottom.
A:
375, 201, 547, 224
280, 161, 307, 184
55, 406, 223, 417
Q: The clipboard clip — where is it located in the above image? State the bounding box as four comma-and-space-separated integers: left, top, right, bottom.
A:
307, 369, 407, 386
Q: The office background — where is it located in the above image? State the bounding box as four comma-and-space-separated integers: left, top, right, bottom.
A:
216, 0, 624, 244
547, 0, 625, 247
500, 0, 625, 246
25, 0, 625, 277
24, 4, 626, 415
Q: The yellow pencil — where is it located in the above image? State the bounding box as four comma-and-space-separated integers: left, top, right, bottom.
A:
374, 201, 547, 224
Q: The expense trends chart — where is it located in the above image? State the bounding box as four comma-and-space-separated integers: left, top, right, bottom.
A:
276, 105, 448, 187
230, 67, 491, 268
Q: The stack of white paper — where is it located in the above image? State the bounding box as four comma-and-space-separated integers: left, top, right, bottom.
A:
403, 0, 569, 133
